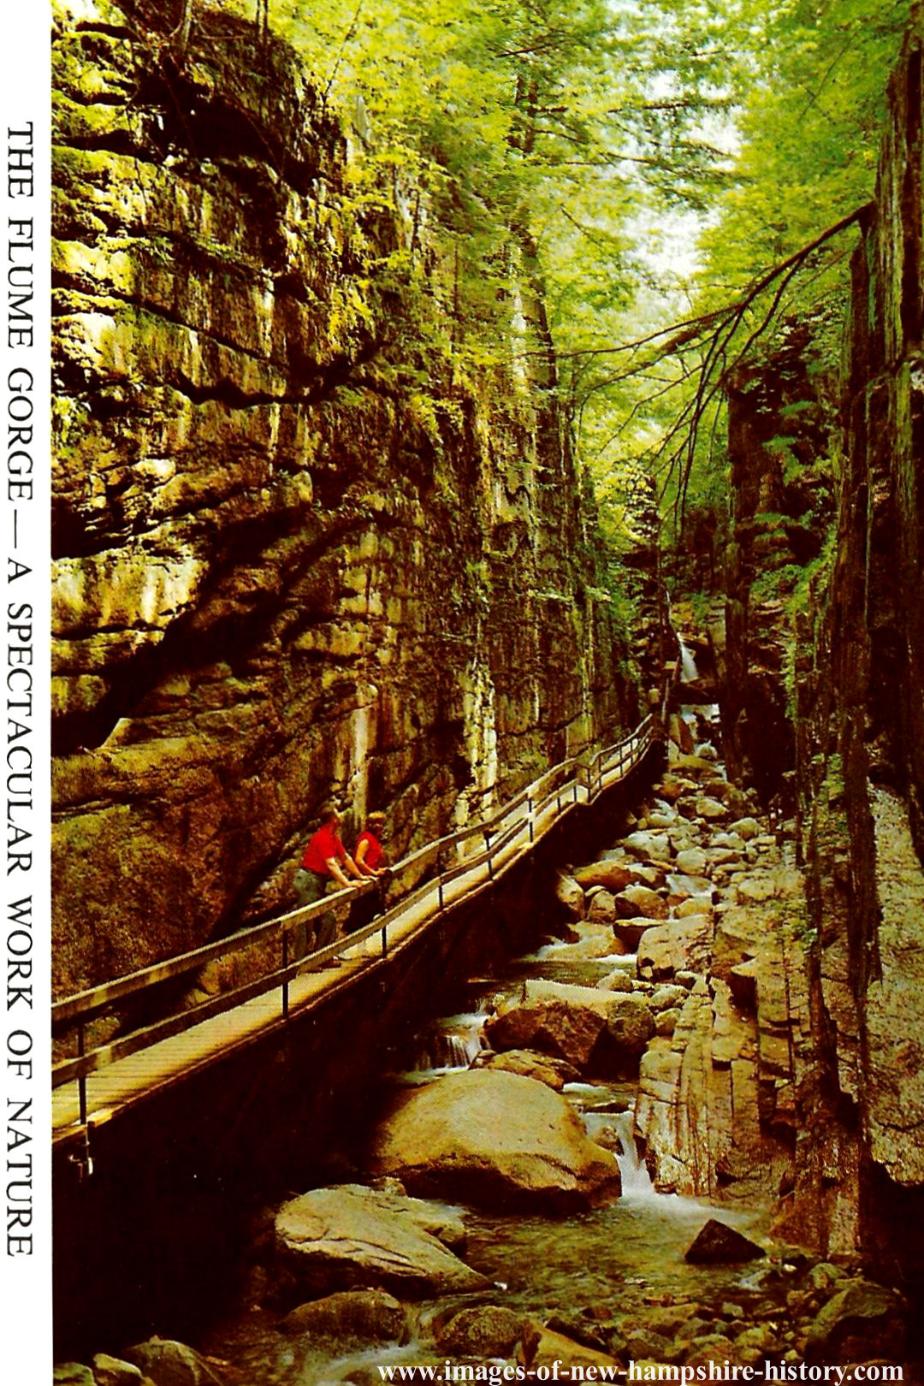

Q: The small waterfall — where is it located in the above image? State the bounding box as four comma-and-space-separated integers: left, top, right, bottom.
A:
404, 1013, 486, 1074
613, 1110, 655, 1197
678, 637, 698, 684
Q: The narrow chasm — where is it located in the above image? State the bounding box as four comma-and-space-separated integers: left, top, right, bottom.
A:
49, 1, 924, 1383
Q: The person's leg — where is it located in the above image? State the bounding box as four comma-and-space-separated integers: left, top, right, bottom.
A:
292, 869, 325, 957
314, 884, 340, 951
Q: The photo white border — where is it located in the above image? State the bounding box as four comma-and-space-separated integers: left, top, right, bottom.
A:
1, 2, 53, 1380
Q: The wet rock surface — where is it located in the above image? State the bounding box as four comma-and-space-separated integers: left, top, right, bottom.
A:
273, 1185, 486, 1297
369, 1068, 621, 1211
59, 695, 914, 1383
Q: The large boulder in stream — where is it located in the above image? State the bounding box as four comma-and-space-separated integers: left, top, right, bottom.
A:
485, 979, 654, 1075
370, 1069, 621, 1211
274, 1184, 487, 1297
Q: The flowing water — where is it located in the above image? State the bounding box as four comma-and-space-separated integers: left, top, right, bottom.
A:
203, 631, 779, 1382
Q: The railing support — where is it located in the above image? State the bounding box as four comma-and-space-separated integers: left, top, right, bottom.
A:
281, 929, 289, 1020
527, 795, 534, 843
381, 923, 388, 958
77, 1021, 87, 1127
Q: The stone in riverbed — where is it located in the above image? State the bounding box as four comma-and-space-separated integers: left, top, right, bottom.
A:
472, 1047, 578, 1089
729, 817, 762, 841
486, 979, 654, 1073
573, 860, 633, 892
281, 1289, 409, 1343
596, 969, 634, 993
274, 1185, 484, 1297
554, 872, 585, 920
586, 888, 618, 924
805, 1280, 906, 1364
612, 916, 653, 951
123, 1339, 225, 1386
694, 795, 728, 820
637, 915, 713, 980
675, 847, 708, 876
685, 1220, 766, 1264
623, 831, 672, 862
666, 872, 713, 901
523, 1325, 622, 1373
435, 1305, 527, 1357
615, 884, 668, 920
370, 1069, 621, 1211
92, 1357, 144, 1386
54, 1368, 95, 1386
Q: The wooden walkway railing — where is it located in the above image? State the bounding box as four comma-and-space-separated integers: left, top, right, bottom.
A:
52, 713, 657, 1139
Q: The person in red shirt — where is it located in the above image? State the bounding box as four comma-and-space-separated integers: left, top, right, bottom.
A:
347, 810, 389, 935
355, 811, 387, 877
293, 804, 364, 954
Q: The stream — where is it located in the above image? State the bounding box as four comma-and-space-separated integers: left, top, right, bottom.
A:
200, 639, 791, 1385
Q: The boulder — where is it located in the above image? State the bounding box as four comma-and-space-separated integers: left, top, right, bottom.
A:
615, 884, 668, 920
92, 1357, 144, 1386
613, 917, 657, 952
123, 1340, 224, 1386
675, 848, 708, 876
674, 896, 714, 921
628, 864, 665, 887
637, 916, 713, 981
655, 1008, 681, 1036
370, 1069, 621, 1211
805, 1280, 906, 1364
649, 985, 689, 1012
623, 832, 672, 862
586, 889, 618, 924
281, 1289, 408, 1343
657, 774, 688, 802
435, 1305, 527, 1358
665, 872, 713, 901
685, 1220, 766, 1264
596, 969, 634, 993
523, 1326, 622, 1373
274, 1185, 485, 1297
729, 817, 762, 841
473, 1048, 577, 1090
54, 1368, 95, 1386
554, 872, 585, 920
486, 996, 605, 1071
694, 795, 728, 820
573, 861, 633, 893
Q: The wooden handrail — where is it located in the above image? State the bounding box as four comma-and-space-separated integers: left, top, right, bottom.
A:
52, 714, 658, 1095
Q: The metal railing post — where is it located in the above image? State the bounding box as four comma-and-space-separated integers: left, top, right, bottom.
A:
282, 928, 289, 1019
485, 830, 494, 880
381, 922, 388, 958
528, 794, 534, 842
78, 1021, 87, 1127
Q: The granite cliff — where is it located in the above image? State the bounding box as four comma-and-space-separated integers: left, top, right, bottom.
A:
51, 0, 635, 996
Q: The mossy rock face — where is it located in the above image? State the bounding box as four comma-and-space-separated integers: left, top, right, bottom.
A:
50, 0, 633, 995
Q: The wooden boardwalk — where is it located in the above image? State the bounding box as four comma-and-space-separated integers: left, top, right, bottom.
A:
53, 718, 656, 1146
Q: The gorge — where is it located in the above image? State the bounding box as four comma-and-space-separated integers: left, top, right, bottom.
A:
50, 1, 924, 1383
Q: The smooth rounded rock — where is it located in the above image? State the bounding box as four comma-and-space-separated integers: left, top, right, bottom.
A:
281, 1289, 409, 1344
274, 1185, 484, 1297
370, 1069, 621, 1211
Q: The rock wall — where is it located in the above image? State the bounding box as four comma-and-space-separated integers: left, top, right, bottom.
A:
780, 8, 924, 1282
51, 1, 634, 996
718, 321, 835, 805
